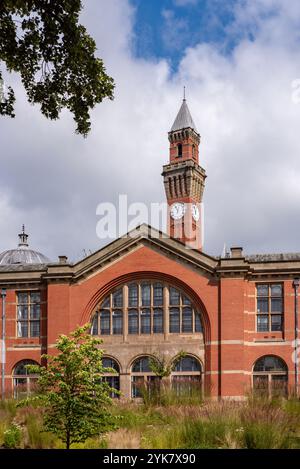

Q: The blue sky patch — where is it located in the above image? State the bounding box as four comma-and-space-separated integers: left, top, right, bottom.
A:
130, 0, 239, 69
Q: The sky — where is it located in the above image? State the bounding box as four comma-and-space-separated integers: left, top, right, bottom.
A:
1, 0, 300, 262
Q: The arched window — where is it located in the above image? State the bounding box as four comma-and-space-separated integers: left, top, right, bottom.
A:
171, 355, 202, 397
131, 356, 157, 398
13, 360, 39, 398
102, 357, 120, 398
253, 356, 288, 397
177, 143, 183, 157
91, 281, 203, 337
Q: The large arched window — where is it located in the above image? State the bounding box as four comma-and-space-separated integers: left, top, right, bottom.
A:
171, 355, 202, 396
91, 281, 203, 336
131, 356, 158, 398
13, 360, 39, 398
253, 355, 288, 397
102, 357, 120, 398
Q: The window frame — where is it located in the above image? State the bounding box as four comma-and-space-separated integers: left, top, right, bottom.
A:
256, 283, 284, 333
91, 281, 203, 337
16, 290, 42, 338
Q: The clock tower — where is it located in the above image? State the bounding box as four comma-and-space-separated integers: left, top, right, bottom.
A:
162, 97, 206, 250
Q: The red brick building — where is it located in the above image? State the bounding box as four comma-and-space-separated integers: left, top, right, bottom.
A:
0, 99, 299, 400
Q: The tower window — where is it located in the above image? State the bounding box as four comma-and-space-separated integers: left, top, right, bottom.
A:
177, 143, 182, 158
16, 291, 41, 338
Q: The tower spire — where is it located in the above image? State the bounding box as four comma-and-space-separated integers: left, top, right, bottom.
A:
18, 225, 29, 247
183, 86, 186, 100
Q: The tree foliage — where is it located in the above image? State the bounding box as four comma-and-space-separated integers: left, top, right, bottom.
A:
149, 351, 186, 380
19, 324, 118, 449
0, 0, 114, 136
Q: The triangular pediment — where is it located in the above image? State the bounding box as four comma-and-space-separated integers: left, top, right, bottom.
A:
68, 224, 218, 281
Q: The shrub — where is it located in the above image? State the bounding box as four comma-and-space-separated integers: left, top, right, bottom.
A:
3, 423, 22, 448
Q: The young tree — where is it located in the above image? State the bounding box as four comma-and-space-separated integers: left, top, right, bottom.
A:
0, 1, 114, 136
148, 351, 186, 403
20, 324, 118, 449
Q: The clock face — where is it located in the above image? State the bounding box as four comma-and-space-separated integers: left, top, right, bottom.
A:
192, 204, 200, 221
170, 202, 185, 220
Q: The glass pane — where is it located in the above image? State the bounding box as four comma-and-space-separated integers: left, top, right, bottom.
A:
141, 309, 151, 334
113, 289, 123, 308
153, 308, 163, 333
253, 375, 268, 396
30, 303, 40, 320
271, 284, 282, 297
271, 298, 282, 313
271, 315, 282, 331
182, 308, 193, 333
195, 312, 202, 332
102, 358, 119, 372
30, 291, 41, 303
169, 308, 180, 333
153, 283, 163, 306
112, 311, 123, 334
182, 296, 191, 306
91, 314, 99, 335
141, 284, 151, 307
100, 296, 110, 308
17, 321, 28, 338
172, 375, 201, 396
14, 360, 36, 376
128, 284, 138, 307
132, 357, 151, 372
100, 310, 110, 335
131, 376, 144, 398
17, 305, 28, 320
174, 356, 201, 372
170, 287, 180, 305
128, 310, 139, 334
17, 292, 28, 304
104, 376, 120, 398
257, 285, 269, 297
30, 321, 40, 338
271, 375, 287, 397
257, 315, 269, 332
254, 356, 287, 372
257, 298, 269, 313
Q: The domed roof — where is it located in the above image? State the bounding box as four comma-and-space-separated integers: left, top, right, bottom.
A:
0, 226, 50, 266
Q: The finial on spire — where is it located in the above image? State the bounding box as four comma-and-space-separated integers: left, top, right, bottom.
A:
18, 225, 29, 247
183, 86, 186, 101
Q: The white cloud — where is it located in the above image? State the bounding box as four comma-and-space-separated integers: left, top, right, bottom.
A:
173, 0, 198, 6
1, 0, 300, 261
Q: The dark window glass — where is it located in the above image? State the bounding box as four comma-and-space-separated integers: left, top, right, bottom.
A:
30, 321, 40, 338
254, 356, 287, 372
141, 309, 151, 334
257, 315, 269, 332
271, 375, 288, 397
169, 308, 180, 333
177, 143, 182, 157
132, 357, 151, 373
131, 376, 144, 398
102, 358, 119, 372
257, 285, 269, 296
153, 308, 163, 333
30, 292, 41, 303
174, 356, 201, 372
18, 322, 28, 338
182, 308, 193, 333
271, 315, 282, 331
195, 312, 202, 332
257, 298, 269, 313
113, 289, 123, 308
17, 292, 28, 304
103, 376, 120, 398
17, 305, 28, 320
112, 311, 123, 334
141, 284, 151, 306
30, 304, 40, 320
101, 296, 110, 308
182, 296, 191, 305
271, 298, 283, 313
100, 310, 110, 335
128, 284, 138, 307
128, 309, 139, 334
170, 288, 180, 306
91, 315, 98, 335
153, 283, 163, 306
271, 284, 282, 296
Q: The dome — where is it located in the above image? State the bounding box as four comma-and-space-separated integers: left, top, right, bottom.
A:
0, 226, 50, 266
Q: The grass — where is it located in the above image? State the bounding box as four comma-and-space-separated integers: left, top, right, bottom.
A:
0, 394, 299, 449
